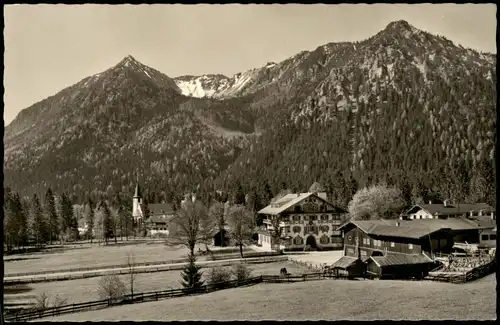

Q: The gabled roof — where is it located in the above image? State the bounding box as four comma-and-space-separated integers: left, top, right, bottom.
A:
148, 203, 175, 216
370, 254, 433, 267
210, 225, 231, 237
257, 192, 345, 215
466, 216, 496, 229
339, 220, 447, 240
331, 256, 361, 269
406, 203, 495, 216
398, 217, 487, 231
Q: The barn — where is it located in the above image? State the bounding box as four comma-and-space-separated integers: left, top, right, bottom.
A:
338, 220, 445, 279
330, 256, 366, 278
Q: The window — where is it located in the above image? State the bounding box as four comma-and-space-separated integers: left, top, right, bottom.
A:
490, 234, 497, 240
409, 244, 413, 250
320, 235, 329, 244
320, 225, 329, 233
482, 234, 489, 241
285, 226, 290, 233
303, 215, 309, 221
321, 215, 329, 221
310, 215, 318, 221
293, 215, 301, 221
348, 236, 353, 242
390, 242, 395, 247
293, 236, 304, 245
293, 226, 301, 233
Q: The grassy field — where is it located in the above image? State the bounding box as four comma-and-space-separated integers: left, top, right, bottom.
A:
39, 273, 496, 321
10, 261, 311, 305
4, 242, 255, 275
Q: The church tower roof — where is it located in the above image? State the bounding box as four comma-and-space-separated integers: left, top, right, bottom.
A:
134, 183, 142, 198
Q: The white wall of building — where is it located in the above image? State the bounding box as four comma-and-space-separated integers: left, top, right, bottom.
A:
479, 229, 497, 248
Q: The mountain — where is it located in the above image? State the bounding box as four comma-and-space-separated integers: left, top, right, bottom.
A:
4, 20, 496, 208
4, 55, 256, 202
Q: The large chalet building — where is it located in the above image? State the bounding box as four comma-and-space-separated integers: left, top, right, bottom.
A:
256, 192, 347, 251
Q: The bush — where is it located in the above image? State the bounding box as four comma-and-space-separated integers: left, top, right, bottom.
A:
207, 266, 232, 289
303, 245, 312, 252
231, 264, 252, 283
97, 274, 126, 303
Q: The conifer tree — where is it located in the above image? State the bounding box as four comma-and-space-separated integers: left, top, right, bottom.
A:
31, 194, 47, 247
86, 198, 95, 243
44, 188, 59, 245
180, 254, 204, 292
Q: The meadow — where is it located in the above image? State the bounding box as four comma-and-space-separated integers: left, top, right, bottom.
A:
4, 242, 254, 275
12, 261, 312, 305
39, 273, 496, 321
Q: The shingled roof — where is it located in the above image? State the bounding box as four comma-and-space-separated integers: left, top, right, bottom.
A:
257, 192, 345, 215
406, 203, 494, 216
339, 220, 447, 240
148, 203, 175, 216
330, 256, 360, 269
370, 254, 433, 267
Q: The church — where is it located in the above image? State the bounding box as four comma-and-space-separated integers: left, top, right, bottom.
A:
132, 183, 175, 237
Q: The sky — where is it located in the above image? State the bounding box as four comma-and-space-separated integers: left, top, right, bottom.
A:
3, 4, 497, 125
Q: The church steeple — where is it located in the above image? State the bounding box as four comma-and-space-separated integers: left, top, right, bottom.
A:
134, 183, 142, 198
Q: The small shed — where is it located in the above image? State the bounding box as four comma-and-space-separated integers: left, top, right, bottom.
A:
366, 254, 436, 279
330, 256, 366, 278
212, 227, 230, 247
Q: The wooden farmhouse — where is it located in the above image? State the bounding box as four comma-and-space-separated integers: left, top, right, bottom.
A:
337, 220, 447, 279
257, 192, 347, 251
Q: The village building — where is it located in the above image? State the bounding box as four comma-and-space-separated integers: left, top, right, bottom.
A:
256, 192, 347, 251
210, 225, 231, 247
402, 203, 496, 249
405, 201, 495, 220
337, 220, 446, 279
132, 183, 175, 237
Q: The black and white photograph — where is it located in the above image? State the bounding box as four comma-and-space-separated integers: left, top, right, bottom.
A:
2, 3, 496, 321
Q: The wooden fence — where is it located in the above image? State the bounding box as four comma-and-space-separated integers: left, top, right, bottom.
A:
4, 258, 190, 278
6, 252, 281, 278
425, 257, 496, 284
4, 255, 289, 285
4, 276, 264, 322
4, 271, 356, 322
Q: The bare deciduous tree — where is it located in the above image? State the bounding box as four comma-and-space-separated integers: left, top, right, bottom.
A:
226, 205, 255, 258
165, 196, 217, 256
126, 251, 137, 297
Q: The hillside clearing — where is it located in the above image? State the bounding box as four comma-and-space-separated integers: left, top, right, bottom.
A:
39, 273, 496, 321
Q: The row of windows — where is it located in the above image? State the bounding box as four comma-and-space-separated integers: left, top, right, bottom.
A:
481, 234, 497, 241
290, 235, 339, 245
289, 225, 339, 233
287, 214, 342, 221
353, 236, 414, 250
153, 228, 167, 231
